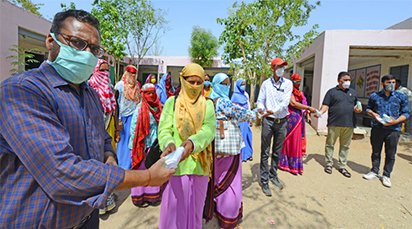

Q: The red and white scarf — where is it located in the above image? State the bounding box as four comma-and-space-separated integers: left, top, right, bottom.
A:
88, 59, 117, 113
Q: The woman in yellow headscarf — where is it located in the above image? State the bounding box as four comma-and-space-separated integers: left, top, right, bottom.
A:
158, 63, 216, 229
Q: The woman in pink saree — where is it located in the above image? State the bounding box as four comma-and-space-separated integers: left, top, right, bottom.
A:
278, 73, 315, 175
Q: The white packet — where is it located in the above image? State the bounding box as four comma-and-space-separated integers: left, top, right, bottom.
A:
382, 114, 392, 123
356, 101, 363, 111
315, 109, 323, 118
164, 146, 185, 169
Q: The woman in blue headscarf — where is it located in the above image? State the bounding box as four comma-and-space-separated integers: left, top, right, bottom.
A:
206, 73, 256, 228
231, 79, 253, 162
157, 73, 175, 104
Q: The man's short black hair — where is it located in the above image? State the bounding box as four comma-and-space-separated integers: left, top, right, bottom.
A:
337, 71, 351, 80
50, 10, 100, 34
381, 74, 396, 83
395, 78, 401, 84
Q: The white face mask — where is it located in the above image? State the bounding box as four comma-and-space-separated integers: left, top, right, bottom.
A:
275, 67, 285, 77
343, 81, 351, 89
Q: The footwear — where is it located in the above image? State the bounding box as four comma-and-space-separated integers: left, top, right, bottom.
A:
99, 207, 106, 215
105, 194, 116, 212
338, 168, 351, 178
248, 157, 253, 161
262, 184, 272, 196
381, 176, 392, 188
270, 177, 284, 190
363, 171, 378, 180
324, 165, 332, 174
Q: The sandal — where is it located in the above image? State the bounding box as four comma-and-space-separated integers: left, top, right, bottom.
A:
324, 165, 332, 174
338, 168, 352, 178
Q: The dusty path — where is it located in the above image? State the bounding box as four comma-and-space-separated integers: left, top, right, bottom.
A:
100, 124, 412, 228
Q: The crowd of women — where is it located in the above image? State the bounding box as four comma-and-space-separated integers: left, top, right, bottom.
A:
89, 60, 311, 229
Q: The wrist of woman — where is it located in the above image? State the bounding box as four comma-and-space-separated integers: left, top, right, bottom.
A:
144, 169, 151, 186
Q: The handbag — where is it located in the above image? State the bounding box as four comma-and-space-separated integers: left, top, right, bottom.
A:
214, 120, 243, 155
144, 139, 162, 168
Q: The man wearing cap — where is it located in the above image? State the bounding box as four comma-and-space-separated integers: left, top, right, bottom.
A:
257, 57, 292, 196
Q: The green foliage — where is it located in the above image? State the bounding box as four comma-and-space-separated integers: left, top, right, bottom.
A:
92, 0, 129, 79
6, 45, 40, 74
91, 0, 167, 80
123, 0, 167, 65
11, 0, 43, 16
189, 26, 219, 67
217, 0, 320, 85
60, 2, 77, 11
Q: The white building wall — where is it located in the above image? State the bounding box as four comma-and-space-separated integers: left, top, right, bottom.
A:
0, 0, 51, 82
295, 29, 412, 133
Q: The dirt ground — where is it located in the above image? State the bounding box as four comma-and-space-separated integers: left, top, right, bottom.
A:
100, 124, 412, 229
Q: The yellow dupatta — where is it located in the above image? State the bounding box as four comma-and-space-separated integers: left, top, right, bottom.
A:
175, 63, 211, 172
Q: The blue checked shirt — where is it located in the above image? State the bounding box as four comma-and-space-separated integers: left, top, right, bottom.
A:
0, 62, 125, 228
366, 90, 410, 131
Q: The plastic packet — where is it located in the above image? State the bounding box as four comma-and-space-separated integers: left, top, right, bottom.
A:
315, 109, 323, 118
164, 146, 185, 169
382, 114, 393, 123
356, 101, 363, 111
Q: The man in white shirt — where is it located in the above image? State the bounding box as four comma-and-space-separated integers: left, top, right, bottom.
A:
257, 57, 292, 196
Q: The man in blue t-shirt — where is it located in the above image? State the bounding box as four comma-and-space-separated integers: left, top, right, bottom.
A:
363, 74, 409, 188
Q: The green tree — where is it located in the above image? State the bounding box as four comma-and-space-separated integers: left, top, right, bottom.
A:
11, 0, 43, 16
92, 0, 129, 80
6, 45, 40, 74
217, 0, 320, 87
124, 0, 167, 65
92, 0, 167, 79
60, 2, 77, 11
189, 26, 219, 67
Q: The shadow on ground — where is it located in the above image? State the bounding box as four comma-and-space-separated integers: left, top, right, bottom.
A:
303, 153, 370, 175
398, 153, 412, 164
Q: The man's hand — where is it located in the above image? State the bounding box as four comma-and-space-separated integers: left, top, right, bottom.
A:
115, 130, 121, 142
105, 155, 117, 165
180, 140, 194, 162
104, 151, 118, 166
384, 117, 398, 126
354, 106, 362, 113
257, 108, 264, 115
147, 158, 175, 186
118, 120, 124, 132
161, 142, 176, 158
266, 110, 274, 115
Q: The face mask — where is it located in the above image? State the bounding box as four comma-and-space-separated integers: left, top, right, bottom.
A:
204, 81, 211, 87
180, 76, 203, 101
48, 33, 98, 84
343, 81, 351, 89
275, 67, 285, 77
384, 83, 395, 92
215, 83, 230, 98
240, 85, 246, 91
150, 78, 156, 84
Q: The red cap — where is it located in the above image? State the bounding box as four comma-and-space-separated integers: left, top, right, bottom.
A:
126, 65, 137, 74
271, 57, 288, 67
290, 73, 302, 81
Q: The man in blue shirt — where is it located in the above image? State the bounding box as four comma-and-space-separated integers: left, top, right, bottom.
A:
0, 10, 174, 228
363, 75, 409, 188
